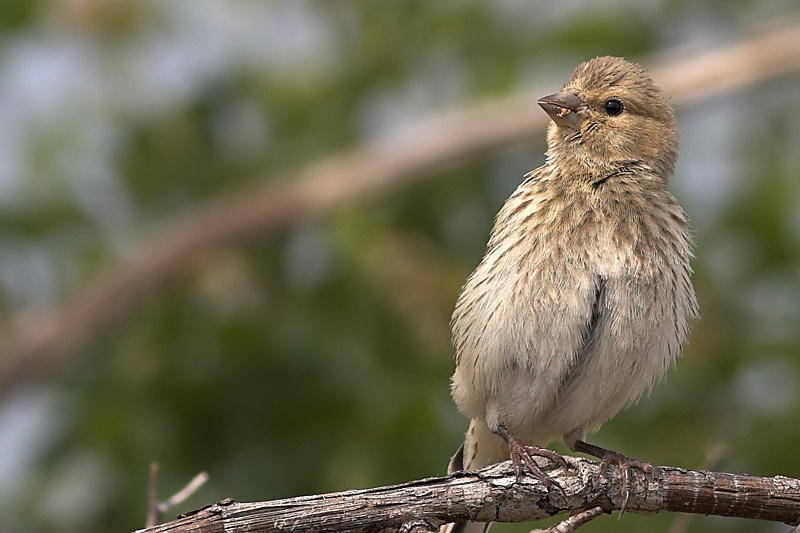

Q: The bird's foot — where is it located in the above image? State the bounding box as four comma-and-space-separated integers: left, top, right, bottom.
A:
572, 440, 655, 515
495, 426, 569, 490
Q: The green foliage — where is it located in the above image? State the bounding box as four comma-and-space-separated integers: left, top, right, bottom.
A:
1, 2, 799, 532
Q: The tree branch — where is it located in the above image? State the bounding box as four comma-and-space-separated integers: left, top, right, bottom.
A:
146, 463, 209, 528
4, 21, 800, 397
133, 457, 800, 533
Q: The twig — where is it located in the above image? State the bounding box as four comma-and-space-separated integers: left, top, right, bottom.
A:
531, 507, 604, 533
4, 21, 800, 397
144, 463, 208, 528
161, 471, 209, 512
146, 463, 160, 528
132, 457, 800, 533
399, 519, 445, 533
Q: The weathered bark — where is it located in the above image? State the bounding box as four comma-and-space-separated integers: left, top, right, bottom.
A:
134, 457, 800, 533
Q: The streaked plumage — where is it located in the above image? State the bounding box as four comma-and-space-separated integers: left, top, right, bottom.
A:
444, 56, 698, 533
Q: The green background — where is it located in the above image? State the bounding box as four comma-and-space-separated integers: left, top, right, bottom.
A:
0, 2, 799, 532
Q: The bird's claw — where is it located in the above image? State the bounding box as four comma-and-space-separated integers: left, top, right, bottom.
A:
597, 450, 654, 516
507, 435, 570, 491
572, 440, 657, 516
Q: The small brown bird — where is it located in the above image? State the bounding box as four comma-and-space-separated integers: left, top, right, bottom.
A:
445, 56, 698, 531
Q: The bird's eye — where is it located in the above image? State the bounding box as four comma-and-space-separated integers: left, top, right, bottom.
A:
603, 99, 624, 116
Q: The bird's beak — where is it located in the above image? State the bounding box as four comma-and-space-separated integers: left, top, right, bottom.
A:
538, 90, 583, 129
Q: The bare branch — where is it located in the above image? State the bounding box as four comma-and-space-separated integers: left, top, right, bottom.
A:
161, 471, 209, 513
146, 463, 160, 528
132, 457, 800, 533
4, 21, 800, 396
145, 463, 209, 528
530, 507, 604, 533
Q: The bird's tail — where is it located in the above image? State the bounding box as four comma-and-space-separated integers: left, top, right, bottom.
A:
440, 419, 508, 533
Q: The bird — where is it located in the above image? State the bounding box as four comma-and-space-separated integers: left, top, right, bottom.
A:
444, 56, 698, 532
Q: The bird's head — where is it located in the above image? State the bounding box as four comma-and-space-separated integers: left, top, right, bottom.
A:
538, 56, 678, 180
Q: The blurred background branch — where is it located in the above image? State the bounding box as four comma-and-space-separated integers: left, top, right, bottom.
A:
3, 21, 800, 398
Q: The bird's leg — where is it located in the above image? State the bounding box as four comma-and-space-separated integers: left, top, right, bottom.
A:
494, 425, 569, 489
571, 440, 655, 515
